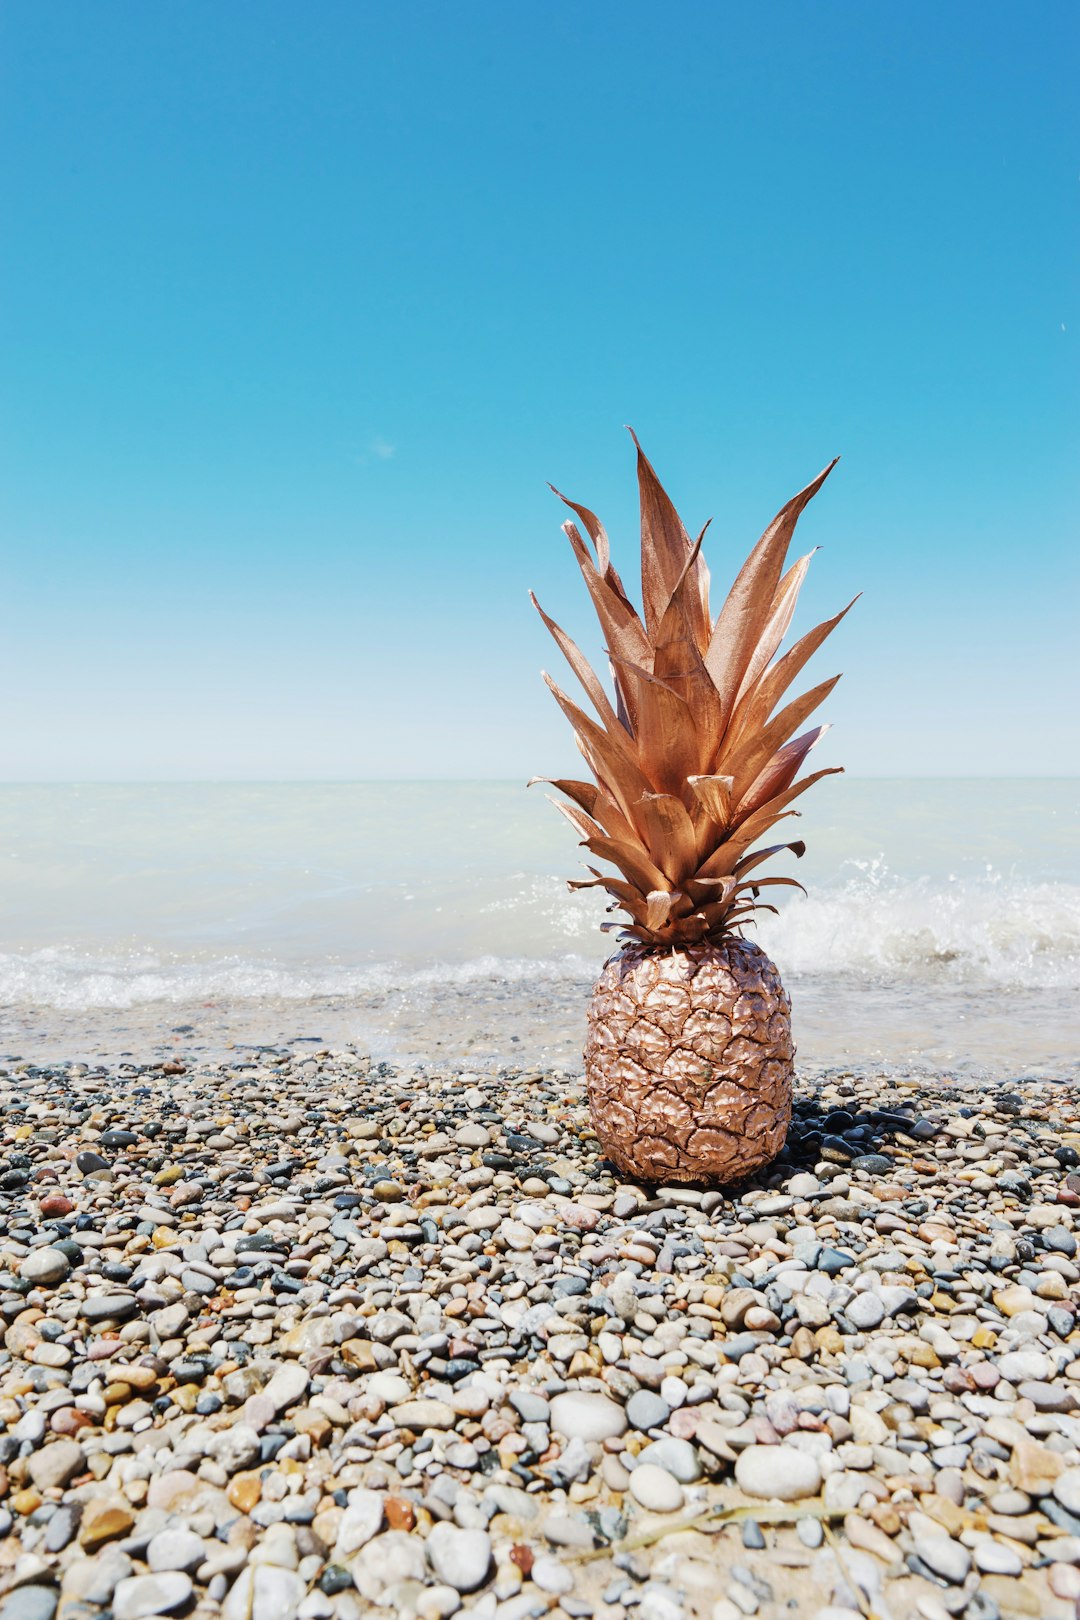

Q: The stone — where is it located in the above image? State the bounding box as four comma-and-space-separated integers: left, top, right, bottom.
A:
28, 1440, 85, 1491
530, 1555, 574, 1595
998, 1349, 1050, 1383
1008, 1439, 1062, 1495
261, 1364, 310, 1413
223, 1566, 307, 1620
1049, 1564, 1080, 1601
509, 1391, 550, 1423
352, 1532, 427, 1603
44, 1505, 79, 1551
79, 1499, 135, 1550
626, 1391, 671, 1431
334, 1492, 385, 1557
248, 1525, 299, 1571
20, 1248, 70, 1285
367, 1372, 411, 1404
843, 1513, 900, 1566
146, 1529, 206, 1574
112, 1573, 195, 1620
425, 1524, 493, 1593
734, 1446, 822, 1501
151, 1303, 190, 1338
911, 1532, 971, 1585
211, 1424, 261, 1473
0, 1592, 58, 1620
629, 1464, 684, 1512
846, 1292, 885, 1331
1053, 1470, 1080, 1516
972, 1537, 1023, 1575
82, 1293, 138, 1322
62, 1552, 132, 1608
637, 1437, 703, 1483
549, 1391, 627, 1442
389, 1399, 455, 1430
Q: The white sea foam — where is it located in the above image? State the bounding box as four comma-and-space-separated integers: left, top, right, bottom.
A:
1, 866, 1077, 1008
757, 861, 1080, 991
0, 947, 598, 1010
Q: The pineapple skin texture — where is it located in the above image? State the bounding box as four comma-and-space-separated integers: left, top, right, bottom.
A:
585, 937, 793, 1185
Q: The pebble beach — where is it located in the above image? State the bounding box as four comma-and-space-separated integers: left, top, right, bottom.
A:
1, 1042, 1079, 1620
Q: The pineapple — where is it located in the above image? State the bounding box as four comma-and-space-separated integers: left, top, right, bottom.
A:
532, 434, 855, 1184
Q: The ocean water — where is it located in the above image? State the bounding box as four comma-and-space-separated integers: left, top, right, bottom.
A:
0, 780, 1077, 1075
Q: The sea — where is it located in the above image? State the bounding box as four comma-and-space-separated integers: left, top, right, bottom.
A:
0, 780, 1076, 1078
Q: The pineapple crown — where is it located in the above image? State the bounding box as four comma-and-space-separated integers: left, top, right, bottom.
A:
531, 432, 857, 947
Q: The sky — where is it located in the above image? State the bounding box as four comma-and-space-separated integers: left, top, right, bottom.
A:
1, 1, 1076, 781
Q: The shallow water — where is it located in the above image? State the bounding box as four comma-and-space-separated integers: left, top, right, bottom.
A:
0, 780, 1076, 1074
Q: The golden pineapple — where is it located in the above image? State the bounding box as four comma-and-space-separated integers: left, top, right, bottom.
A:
532, 434, 854, 1184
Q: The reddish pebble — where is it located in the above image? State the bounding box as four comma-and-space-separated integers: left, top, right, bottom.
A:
797, 1411, 828, 1431
668, 1407, 699, 1439
509, 1545, 534, 1576
384, 1497, 415, 1531
52, 1407, 93, 1434
39, 1194, 74, 1216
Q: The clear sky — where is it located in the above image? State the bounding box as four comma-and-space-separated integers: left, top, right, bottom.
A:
1, 2, 1076, 781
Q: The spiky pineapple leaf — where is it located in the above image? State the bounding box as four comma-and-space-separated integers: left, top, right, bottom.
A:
532, 438, 852, 945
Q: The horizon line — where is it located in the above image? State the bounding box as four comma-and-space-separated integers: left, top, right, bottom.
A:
0, 775, 1076, 788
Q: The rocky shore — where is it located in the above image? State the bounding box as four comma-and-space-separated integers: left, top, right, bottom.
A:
1, 1048, 1078, 1620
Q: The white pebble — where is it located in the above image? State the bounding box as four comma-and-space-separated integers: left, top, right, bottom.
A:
629, 1464, 685, 1513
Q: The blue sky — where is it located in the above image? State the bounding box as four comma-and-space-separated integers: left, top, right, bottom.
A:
1, 1, 1076, 780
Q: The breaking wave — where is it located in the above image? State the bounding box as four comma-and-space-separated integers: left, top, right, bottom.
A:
0, 948, 598, 1010
758, 861, 1080, 991
0, 865, 1077, 1009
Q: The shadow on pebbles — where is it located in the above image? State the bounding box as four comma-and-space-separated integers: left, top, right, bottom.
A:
0, 1048, 1078, 1620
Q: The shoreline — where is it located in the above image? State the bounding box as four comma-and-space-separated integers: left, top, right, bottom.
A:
0, 1045, 1078, 1620
0, 982, 1075, 1082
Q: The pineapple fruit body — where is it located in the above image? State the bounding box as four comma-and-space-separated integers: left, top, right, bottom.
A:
585, 937, 793, 1185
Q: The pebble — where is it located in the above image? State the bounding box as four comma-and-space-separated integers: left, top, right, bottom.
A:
28, 1440, 85, 1491
626, 1390, 671, 1431
222, 1566, 307, 1620
147, 1528, 206, 1573
0, 1051, 1077, 1620
972, 1537, 1022, 1575
1054, 1469, 1080, 1515
0, 1593, 59, 1620
549, 1390, 628, 1441
629, 1464, 685, 1512
638, 1436, 702, 1482
112, 1573, 195, 1619
846, 1292, 885, 1331
425, 1524, 492, 1593
910, 1533, 971, 1585
735, 1447, 822, 1501
531, 1555, 575, 1595
19, 1247, 70, 1284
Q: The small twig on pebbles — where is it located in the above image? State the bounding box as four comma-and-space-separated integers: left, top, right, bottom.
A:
566, 1497, 847, 1561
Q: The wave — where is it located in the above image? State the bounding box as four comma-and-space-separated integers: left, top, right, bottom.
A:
758, 861, 1080, 990
0, 947, 598, 1010
0, 862, 1077, 1009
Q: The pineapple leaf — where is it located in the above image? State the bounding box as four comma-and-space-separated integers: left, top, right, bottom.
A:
704, 458, 838, 725
537, 441, 851, 945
